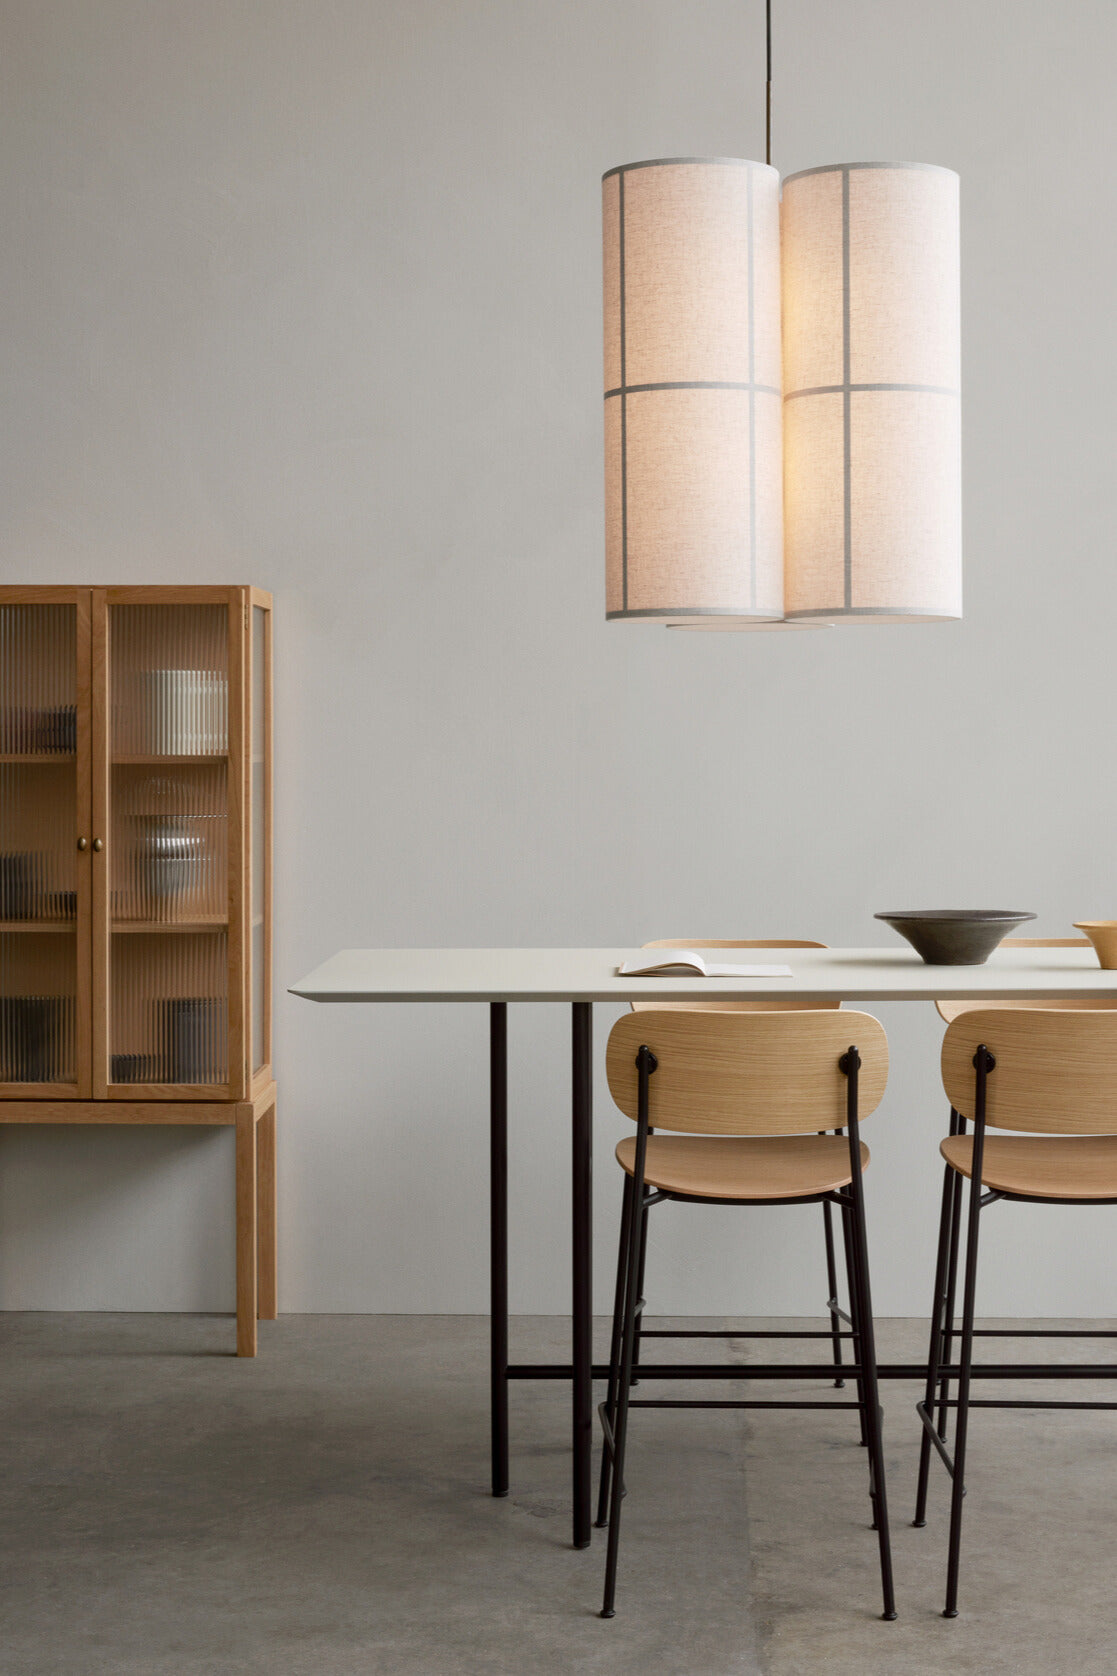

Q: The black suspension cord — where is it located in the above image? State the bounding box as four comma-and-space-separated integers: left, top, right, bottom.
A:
765, 0, 772, 165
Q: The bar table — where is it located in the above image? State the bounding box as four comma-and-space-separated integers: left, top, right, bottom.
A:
290, 944, 1117, 1549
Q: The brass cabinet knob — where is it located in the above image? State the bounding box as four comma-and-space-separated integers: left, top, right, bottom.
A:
92, 838, 104, 852
77, 836, 88, 851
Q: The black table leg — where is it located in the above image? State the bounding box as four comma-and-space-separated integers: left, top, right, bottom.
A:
490, 1002, 509, 1497
572, 1001, 593, 1548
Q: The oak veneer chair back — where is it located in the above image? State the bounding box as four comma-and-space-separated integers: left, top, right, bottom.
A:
942, 1008, 1117, 1134
597, 1004, 896, 1620
917, 1002, 1117, 1614
935, 938, 1117, 1024
634, 939, 839, 1013
607, 1009, 888, 1135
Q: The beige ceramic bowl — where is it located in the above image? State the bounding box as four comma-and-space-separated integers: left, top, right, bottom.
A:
1074, 922, 1117, 969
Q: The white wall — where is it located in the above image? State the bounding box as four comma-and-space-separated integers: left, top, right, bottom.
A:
1, 0, 1115, 1318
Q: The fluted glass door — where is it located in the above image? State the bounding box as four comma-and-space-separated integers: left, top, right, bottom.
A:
0, 595, 90, 1094
100, 593, 242, 1096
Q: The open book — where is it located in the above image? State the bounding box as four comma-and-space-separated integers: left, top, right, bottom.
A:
617, 952, 794, 979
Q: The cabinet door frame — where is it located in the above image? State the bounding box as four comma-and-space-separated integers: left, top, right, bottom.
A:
0, 586, 93, 1099
92, 586, 248, 1101
247, 588, 273, 1090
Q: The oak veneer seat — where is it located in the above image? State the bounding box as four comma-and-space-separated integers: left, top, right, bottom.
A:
940, 1007, 1117, 1200
614, 1132, 868, 1199
935, 938, 1117, 1024
606, 1009, 887, 1201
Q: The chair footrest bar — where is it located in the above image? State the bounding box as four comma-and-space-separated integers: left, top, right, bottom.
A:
628, 1399, 861, 1410
637, 1329, 854, 1340
931, 1398, 1117, 1410
960, 1329, 1117, 1338
509, 1362, 867, 1380
827, 1299, 854, 1327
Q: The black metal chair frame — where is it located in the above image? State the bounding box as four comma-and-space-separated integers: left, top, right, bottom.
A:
913, 1044, 1117, 1618
595, 1041, 897, 1622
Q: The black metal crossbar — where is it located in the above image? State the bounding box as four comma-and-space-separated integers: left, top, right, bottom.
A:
628, 1398, 861, 1410
509, 1360, 1117, 1382
636, 1328, 855, 1339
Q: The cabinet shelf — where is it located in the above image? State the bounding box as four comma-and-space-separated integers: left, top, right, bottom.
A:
112, 917, 228, 933
0, 919, 77, 933
113, 753, 228, 766
0, 752, 75, 764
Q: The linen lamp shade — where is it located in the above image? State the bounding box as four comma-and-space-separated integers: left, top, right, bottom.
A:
781, 163, 962, 621
603, 159, 783, 620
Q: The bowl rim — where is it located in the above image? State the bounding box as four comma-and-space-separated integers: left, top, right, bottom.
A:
874, 910, 1037, 923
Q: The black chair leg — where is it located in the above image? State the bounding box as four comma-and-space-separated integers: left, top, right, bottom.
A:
943, 1162, 983, 1617
846, 1187, 897, 1620
601, 1173, 646, 1617
629, 1192, 651, 1388
596, 1173, 634, 1528
914, 1136, 961, 1526
935, 1132, 966, 1443
840, 1198, 869, 1446
822, 1197, 845, 1388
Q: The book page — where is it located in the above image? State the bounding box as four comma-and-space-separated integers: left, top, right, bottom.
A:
616, 956, 793, 979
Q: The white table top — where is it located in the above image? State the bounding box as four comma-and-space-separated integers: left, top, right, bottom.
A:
289, 945, 1117, 1006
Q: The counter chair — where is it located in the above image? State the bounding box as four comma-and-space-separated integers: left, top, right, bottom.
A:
916, 939, 1117, 1554
915, 1007, 1117, 1617
631, 941, 851, 1399
596, 1008, 896, 1621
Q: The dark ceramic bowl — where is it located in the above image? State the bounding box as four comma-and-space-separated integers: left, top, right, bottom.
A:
874, 910, 1037, 966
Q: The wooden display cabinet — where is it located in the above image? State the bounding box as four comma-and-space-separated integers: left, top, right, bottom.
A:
0, 586, 275, 1354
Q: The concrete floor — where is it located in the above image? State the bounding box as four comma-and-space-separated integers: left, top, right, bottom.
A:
1, 1314, 1115, 1675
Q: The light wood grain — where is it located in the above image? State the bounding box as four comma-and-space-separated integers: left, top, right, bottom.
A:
633, 939, 841, 1013
606, 1009, 888, 1135
0, 1099, 236, 1124
91, 589, 110, 1096
235, 1104, 258, 1356
941, 1132, 1117, 1199
260, 600, 273, 1073
255, 1093, 277, 1319
74, 591, 93, 1096
227, 588, 247, 1099
942, 1008, 1117, 1133
934, 938, 1117, 1022
615, 1132, 867, 1199
101, 585, 238, 604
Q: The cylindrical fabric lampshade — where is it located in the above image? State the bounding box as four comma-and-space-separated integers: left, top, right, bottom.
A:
781, 163, 961, 622
603, 158, 783, 620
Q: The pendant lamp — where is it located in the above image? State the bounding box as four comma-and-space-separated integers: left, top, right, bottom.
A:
781, 162, 961, 621
603, 158, 783, 621
602, 4, 962, 629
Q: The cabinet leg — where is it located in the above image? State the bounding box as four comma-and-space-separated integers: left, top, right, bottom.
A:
235, 1108, 258, 1357
256, 1099, 277, 1321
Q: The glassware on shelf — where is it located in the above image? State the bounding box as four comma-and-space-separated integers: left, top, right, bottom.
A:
0, 994, 75, 1082
160, 996, 228, 1082
0, 704, 77, 753
132, 669, 228, 756
134, 818, 210, 911
111, 772, 226, 923
0, 851, 76, 921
